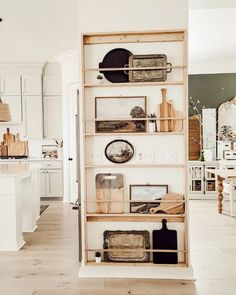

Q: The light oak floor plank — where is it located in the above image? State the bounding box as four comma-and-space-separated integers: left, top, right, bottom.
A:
1, 200, 236, 294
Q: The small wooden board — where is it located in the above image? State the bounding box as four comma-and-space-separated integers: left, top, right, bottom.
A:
96, 173, 124, 214
3, 128, 15, 144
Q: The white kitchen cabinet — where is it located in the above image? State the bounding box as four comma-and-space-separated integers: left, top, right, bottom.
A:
1, 96, 22, 122
189, 161, 218, 199
40, 169, 63, 198
43, 96, 62, 139
23, 96, 43, 139
21, 75, 42, 95
0, 75, 21, 95
43, 76, 62, 96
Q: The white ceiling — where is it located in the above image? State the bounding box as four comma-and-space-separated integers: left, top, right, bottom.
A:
0, 0, 78, 62
190, 0, 236, 9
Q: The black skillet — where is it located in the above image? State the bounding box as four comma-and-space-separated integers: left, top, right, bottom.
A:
99, 48, 132, 83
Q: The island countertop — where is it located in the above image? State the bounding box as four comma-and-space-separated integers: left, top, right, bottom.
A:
0, 162, 40, 177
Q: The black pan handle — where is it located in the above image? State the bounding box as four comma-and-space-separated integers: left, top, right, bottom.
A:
167, 62, 172, 73
124, 64, 129, 75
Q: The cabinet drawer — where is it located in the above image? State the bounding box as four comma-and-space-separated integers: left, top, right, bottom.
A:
40, 161, 62, 170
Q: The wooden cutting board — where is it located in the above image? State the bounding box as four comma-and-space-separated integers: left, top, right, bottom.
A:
150, 193, 184, 214
153, 219, 178, 264
7, 133, 28, 156
96, 173, 124, 214
159, 88, 173, 132
3, 128, 15, 144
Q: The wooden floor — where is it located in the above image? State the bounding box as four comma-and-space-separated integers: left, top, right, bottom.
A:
0, 200, 236, 294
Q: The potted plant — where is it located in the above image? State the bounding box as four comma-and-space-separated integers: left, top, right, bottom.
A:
130, 106, 146, 132
95, 251, 102, 263
148, 113, 157, 133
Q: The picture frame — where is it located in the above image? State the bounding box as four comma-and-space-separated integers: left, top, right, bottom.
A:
129, 184, 168, 214
42, 145, 58, 159
105, 139, 134, 164
95, 96, 147, 133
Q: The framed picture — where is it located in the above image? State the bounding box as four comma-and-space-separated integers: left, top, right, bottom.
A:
129, 184, 168, 214
105, 139, 134, 164
42, 145, 58, 159
95, 96, 147, 133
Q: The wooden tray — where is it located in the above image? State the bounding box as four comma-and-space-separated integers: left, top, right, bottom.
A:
128, 54, 172, 82
103, 230, 150, 262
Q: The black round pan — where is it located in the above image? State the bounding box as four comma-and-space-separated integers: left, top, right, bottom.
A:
99, 48, 132, 83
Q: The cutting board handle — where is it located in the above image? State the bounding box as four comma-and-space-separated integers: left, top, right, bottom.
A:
161, 88, 167, 103
161, 219, 168, 230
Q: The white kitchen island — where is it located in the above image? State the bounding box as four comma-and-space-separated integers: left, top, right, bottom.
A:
0, 163, 40, 251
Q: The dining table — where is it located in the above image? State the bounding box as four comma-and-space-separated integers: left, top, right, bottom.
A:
207, 168, 236, 214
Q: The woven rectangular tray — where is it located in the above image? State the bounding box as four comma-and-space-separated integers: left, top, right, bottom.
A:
128, 54, 172, 82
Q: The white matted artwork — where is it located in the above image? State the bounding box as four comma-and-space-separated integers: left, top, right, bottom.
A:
218, 97, 236, 140
42, 145, 58, 159
202, 108, 216, 160
129, 184, 168, 213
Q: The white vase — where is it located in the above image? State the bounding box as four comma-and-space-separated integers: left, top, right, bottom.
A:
95, 256, 101, 263
148, 122, 156, 133
57, 148, 63, 159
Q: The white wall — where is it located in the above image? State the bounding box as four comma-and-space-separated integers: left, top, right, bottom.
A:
189, 8, 236, 74
0, 0, 77, 62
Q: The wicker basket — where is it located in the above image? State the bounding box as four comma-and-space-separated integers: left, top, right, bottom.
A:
0, 99, 11, 122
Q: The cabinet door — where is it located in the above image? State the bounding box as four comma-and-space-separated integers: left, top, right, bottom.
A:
190, 165, 204, 193
22, 75, 42, 95
43, 97, 62, 139
205, 164, 217, 193
1, 96, 22, 122
23, 96, 43, 139
42, 76, 62, 96
0, 75, 21, 95
45, 169, 63, 197
40, 170, 46, 198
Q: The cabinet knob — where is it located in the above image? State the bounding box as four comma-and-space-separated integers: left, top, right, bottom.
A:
68, 158, 73, 161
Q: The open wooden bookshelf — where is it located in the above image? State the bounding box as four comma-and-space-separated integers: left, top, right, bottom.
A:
79, 29, 191, 278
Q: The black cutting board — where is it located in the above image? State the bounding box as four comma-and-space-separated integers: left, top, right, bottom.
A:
152, 219, 178, 264
99, 48, 132, 83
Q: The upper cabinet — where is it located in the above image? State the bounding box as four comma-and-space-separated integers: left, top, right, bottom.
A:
23, 96, 43, 139
21, 75, 42, 96
0, 75, 21, 96
43, 76, 62, 96
43, 96, 62, 139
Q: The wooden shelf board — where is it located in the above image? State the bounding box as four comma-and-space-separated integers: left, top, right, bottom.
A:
87, 249, 186, 253
92, 117, 185, 122
83, 65, 186, 72
85, 163, 185, 168
85, 261, 187, 267
84, 132, 184, 136
84, 81, 184, 88
83, 30, 185, 45
86, 200, 186, 203
86, 214, 185, 222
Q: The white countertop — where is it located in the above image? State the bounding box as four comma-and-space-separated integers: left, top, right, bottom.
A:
0, 163, 40, 177
0, 157, 63, 162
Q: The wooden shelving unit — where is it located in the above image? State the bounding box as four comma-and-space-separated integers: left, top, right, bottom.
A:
79, 29, 191, 279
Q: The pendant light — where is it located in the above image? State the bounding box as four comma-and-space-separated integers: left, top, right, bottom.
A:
0, 97, 11, 122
